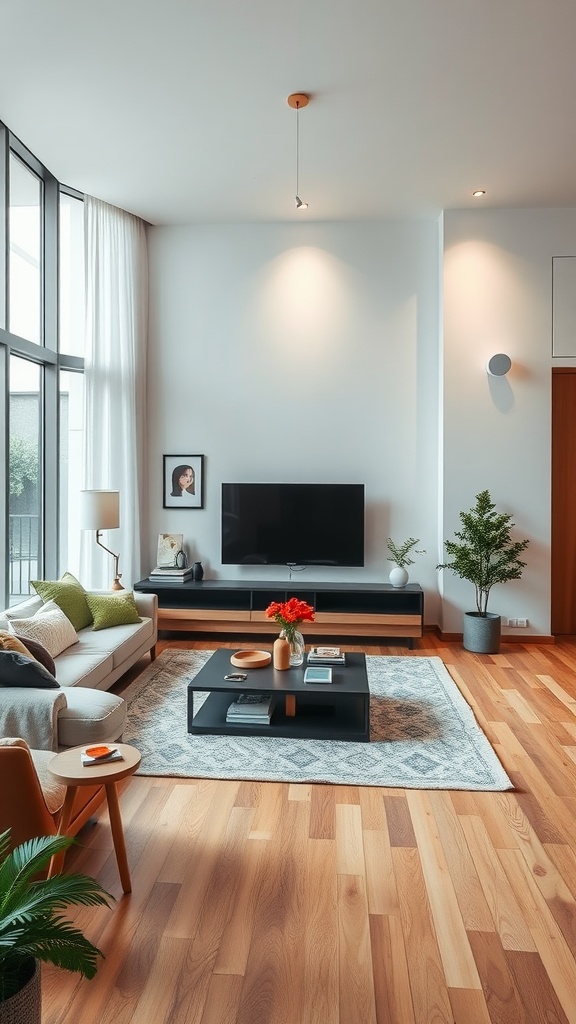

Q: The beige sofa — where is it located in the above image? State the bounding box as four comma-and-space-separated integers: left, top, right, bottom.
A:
0, 590, 158, 751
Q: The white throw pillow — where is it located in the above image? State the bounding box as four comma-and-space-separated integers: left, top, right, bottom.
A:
8, 599, 78, 658
4, 595, 44, 620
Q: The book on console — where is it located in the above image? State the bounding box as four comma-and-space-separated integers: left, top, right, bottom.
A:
150, 566, 193, 576
149, 568, 193, 582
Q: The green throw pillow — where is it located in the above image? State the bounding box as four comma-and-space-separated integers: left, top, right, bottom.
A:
31, 572, 93, 631
85, 591, 142, 631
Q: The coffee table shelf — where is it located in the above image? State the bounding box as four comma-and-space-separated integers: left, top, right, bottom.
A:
187, 649, 370, 742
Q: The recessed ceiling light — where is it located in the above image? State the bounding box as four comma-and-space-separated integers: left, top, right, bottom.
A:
472, 190, 486, 197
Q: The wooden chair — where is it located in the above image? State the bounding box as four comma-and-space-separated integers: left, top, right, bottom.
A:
0, 738, 105, 855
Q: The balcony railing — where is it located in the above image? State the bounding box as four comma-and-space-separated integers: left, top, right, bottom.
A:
9, 513, 39, 602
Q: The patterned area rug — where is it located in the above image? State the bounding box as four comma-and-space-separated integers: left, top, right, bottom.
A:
122, 650, 512, 790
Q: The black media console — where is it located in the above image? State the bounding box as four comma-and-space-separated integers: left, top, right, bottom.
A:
133, 578, 424, 647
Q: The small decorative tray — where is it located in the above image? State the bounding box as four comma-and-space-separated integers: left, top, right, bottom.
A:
230, 650, 272, 669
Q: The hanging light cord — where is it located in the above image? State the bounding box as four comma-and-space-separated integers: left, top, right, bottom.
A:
296, 101, 300, 198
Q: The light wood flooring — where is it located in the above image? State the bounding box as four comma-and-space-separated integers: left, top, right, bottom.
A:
42, 634, 576, 1024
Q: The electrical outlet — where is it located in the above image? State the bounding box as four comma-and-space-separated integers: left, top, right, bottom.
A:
506, 617, 517, 626
516, 617, 528, 627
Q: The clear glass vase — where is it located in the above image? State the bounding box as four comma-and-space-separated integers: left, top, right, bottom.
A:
281, 628, 305, 667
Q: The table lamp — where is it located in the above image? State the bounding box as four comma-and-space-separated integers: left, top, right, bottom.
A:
80, 490, 124, 590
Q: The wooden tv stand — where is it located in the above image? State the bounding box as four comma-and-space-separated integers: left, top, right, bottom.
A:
133, 578, 424, 647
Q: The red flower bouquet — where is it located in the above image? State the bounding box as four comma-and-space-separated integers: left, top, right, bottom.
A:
265, 597, 315, 642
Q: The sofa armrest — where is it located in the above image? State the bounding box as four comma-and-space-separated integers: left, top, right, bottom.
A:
133, 591, 158, 627
0, 688, 68, 752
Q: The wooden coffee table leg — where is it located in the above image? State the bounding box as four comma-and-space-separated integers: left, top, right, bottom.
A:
285, 695, 296, 717
105, 781, 132, 894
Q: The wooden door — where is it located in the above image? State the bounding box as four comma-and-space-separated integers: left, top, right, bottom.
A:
551, 367, 576, 634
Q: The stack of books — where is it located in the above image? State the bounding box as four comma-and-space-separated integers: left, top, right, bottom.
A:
226, 693, 274, 725
307, 646, 346, 665
148, 565, 193, 583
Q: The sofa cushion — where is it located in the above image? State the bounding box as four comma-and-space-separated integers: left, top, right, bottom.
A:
0, 630, 36, 658
57, 688, 126, 748
9, 600, 78, 658
85, 591, 142, 631
0, 596, 44, 630
53, 650, 114, 689
31, 572, 93, 631
12, 635, 56, 677
110, 618, 154, 670
4, 595, 44, 620
0, 650, 59, 689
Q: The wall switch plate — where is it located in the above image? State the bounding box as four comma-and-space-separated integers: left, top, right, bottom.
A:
516, 617, 528, 627
506, 617, 517, 626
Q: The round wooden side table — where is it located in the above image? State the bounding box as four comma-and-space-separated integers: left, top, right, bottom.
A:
47, 742, 141, 893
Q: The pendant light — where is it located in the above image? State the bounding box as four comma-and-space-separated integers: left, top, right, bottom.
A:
287, 93, 310, 210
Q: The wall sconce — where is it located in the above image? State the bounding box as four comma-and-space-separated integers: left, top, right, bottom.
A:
486, 353, 512, 377
80, 489, 124, 590
287, 92, 310, 210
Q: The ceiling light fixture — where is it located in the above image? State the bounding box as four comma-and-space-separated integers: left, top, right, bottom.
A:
472, 190, 486, 197
287, 92, 310, 210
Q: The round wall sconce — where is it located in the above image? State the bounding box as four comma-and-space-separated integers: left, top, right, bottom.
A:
486, 353, 512, 377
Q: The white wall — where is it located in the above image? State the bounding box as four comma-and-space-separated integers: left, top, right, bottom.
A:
146, 208, 576, 636
442, 208, 576, 637
147, 219, 441, 622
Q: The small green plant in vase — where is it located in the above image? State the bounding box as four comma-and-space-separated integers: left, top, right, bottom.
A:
387, 537, 425, 587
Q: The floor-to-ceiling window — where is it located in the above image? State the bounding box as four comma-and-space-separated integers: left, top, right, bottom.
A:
58, 189, 85, 579
0, 121, 85, 606
8, 356, 41, 599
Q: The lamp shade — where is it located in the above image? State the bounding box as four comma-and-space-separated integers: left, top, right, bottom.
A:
80, 490, 120, 531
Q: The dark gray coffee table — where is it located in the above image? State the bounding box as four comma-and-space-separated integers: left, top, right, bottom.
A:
187, 649, 370, 742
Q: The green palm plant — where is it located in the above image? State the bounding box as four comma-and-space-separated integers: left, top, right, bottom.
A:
0, 829, 112, 1003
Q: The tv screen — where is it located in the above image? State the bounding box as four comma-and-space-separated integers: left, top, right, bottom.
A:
221, 483, 365, 567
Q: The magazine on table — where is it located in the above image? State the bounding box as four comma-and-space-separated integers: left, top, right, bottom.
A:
81, 746, 124, 767
226, 693, 274, 723
307, 646, 346, 665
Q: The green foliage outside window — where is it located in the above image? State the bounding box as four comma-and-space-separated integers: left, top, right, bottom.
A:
9, 436, 38, 497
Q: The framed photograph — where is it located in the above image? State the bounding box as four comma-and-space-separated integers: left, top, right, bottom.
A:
163, 455, 204, 509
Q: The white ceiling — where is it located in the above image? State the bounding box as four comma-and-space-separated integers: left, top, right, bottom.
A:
2, 0, 576, 226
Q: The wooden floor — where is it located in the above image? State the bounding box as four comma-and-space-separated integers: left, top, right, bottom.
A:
42, 633, 576, 1024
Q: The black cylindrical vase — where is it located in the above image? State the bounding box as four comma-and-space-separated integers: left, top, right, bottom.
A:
192, 561, 204, 581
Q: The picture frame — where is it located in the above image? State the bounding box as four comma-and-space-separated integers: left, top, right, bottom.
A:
156, 533, 184, 566
163, 455, 205, 509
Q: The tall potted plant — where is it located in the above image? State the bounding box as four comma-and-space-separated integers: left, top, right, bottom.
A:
0, 830, 112, 1023
437, 490, 529, 653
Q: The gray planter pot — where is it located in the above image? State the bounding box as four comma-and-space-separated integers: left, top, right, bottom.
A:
0, 959, 41, 1024
462, 612, 501, 654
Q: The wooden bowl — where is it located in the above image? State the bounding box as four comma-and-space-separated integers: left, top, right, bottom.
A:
230, 650, 271, 669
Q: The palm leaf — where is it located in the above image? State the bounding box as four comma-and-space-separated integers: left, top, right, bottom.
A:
0, 829, 113, 999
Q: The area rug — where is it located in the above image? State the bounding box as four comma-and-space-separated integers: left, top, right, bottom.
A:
121, 650, 512, 790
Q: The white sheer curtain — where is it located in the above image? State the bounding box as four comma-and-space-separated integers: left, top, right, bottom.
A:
80, 196, 148, 589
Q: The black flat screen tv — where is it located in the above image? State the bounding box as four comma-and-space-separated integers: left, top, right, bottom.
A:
221, 483, 365, 567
